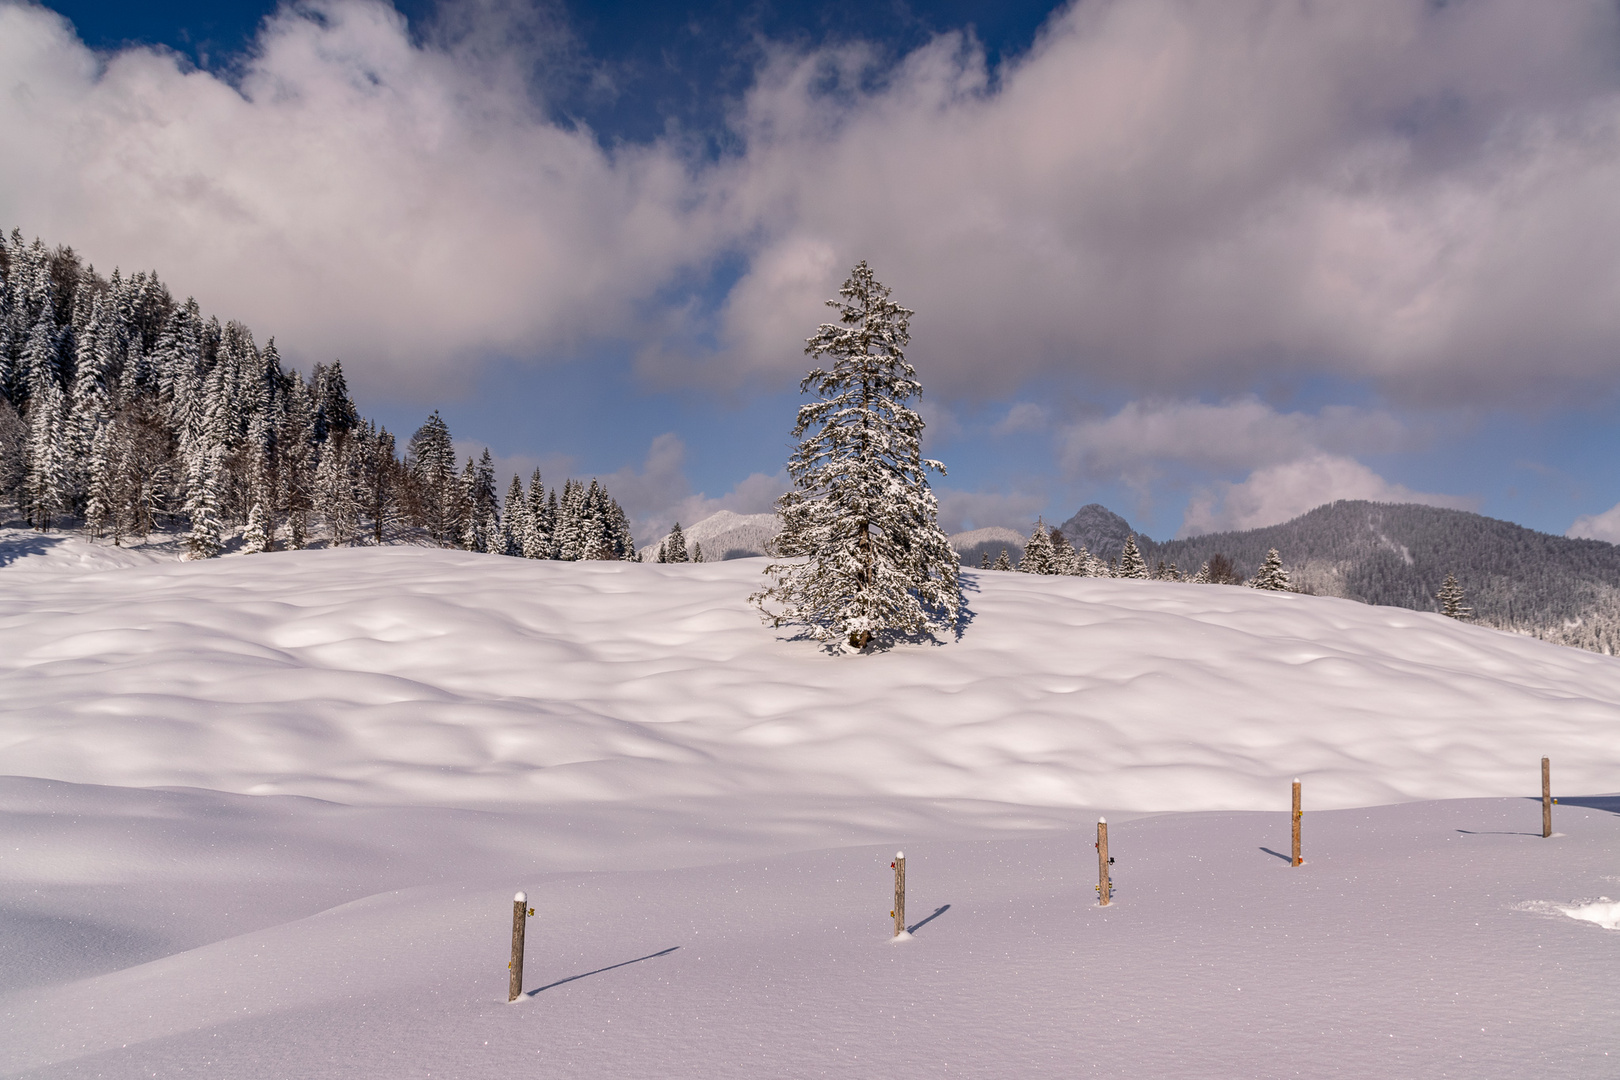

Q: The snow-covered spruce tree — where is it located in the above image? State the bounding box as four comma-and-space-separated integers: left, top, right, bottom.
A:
1190, 561, 1211, 584
692, 541, 704, 563
242, 499, 271, 554
1249, 548, 1291, 591
1117, 535, 1148, 579
184, 448, 225, 559
522, 470, 553, 558
1018, 519, 1055, 574
752, 261, 959, 649
979, 551, 990, 569
1051, 529, 1080, 575
1436, 572, 1471, 619
992, 549, 1012, 571
501, 475, 527, 556
666, 522, 690, 563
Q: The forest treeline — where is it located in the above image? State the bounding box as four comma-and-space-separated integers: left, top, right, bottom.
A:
0, 230, 635, 560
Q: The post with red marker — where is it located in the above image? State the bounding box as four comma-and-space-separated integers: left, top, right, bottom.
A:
509, 891, 534, 1001
891, 852, 907, 937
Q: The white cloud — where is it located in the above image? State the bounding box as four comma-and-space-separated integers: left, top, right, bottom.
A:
0, 0, 703, 401
934, 488, 1047, 535
7, 0, 1620, 409
1181, 454, 1475, 535
1567, 505, 1620, 544
597, 433, 784, 545
1060, 399, 1409, 482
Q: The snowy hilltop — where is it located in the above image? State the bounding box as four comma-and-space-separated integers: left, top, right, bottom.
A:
4, 547, 1617, 812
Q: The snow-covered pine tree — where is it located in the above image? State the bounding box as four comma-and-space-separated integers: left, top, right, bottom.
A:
1117, 535, 1148, 579
752, 261, 959, 649
406, 412, 456, 546
692, 541, 704, 563
1018, 519, 1055, 574
1436, 572, 1471, 618
1249, 548, 1291, 591
184, 448, 225, 559
1190, 562, 1211, 583
23, 378, 69, 530
666, 522, 690, 563
522, 471, 553, 558
473, 449, 499, 550
554, 479, 584, 560
980, 551, 990, 569
1050, 528, 1080, 575
316, 438, 359, 547
242, 499, 271, 554
502, 475, 527, 556
992, 549, 1012, 571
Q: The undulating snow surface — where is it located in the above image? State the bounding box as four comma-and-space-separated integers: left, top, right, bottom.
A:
3, 546, 1618, 811
3, 543, 1618, 1077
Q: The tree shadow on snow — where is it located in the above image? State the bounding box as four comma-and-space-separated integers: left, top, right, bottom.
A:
907, 904, 951, 934
0, 532, 67, 568
527, 946, 679, 996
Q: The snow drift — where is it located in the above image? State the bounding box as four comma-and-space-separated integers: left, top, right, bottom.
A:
3, 545, 1618, 812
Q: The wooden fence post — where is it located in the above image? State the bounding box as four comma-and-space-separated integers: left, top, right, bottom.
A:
1291, 779, 1302, 867
509, 891, 531, 1002
1096, 819, 1111, 906
1542, 757, 1552, 839
892, 852, 907, 937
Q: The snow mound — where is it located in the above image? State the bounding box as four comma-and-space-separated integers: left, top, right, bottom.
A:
1560, 899, 1620, 929
3, 547, 1620, 812
0, 525, 181, 575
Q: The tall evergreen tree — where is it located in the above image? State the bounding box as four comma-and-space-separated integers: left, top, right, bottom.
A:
501, 474, 527, 556
1436, 572, 1471, 618
184, 447, 224, 559
992, 549, 1012, 571
1117, 535, 1148, 579
1018, 519, 1056, 574
753, 261, 959, 649
665, 522, 690, 563
407, 411, 456, 546
1249, 548, 1291, 591
522, 470, 553, 558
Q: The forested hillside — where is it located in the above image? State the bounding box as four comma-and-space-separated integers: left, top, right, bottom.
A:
1136, 501, 1620, 654
0, 230, 635, 560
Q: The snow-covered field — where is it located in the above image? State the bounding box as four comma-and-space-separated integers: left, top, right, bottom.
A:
2, 536, 1618, 1076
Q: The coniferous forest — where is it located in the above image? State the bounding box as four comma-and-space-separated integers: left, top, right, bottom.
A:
0, 230, 635, 561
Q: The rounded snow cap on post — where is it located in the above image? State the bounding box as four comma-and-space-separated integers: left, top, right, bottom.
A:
514, 891, 527, 903
1098, 817, 1106, 824
895, 851, 904, 859
1293, 778, 1300, 784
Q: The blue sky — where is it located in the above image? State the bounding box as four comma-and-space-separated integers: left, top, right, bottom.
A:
10, 0, 1620, 544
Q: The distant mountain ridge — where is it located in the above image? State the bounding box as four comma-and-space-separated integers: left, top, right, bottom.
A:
1132, 501, 1620, 654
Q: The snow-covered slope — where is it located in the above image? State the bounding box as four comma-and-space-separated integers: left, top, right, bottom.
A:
4, 547, 1619, 1078
4, 547, 1618, 812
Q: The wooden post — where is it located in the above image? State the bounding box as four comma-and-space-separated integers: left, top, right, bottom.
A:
1291, 779, 1302, 867
509, 891, 529, 1002
892, 852, 906, 937
1542, 757, 1552, 839
1096, 818, 1111, 906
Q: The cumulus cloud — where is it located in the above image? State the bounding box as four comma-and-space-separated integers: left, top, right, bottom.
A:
1060, 399, 1409, 482
1182, 454, 1475, 535
934, 487, 1048, 534
0, 0, 704, 399
7, 0, 1620, 408
597, 433, 783, 544
1567, 505, 1620, 544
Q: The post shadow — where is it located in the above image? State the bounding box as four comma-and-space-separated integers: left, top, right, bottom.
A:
528, 946, 680, 996
1258, 847, 1292, 863
907, 904, 950, 934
